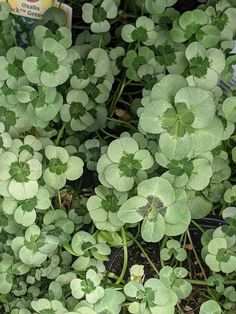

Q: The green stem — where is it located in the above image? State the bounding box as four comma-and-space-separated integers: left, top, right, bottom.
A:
160, 235, 168, 268
95, 130, 103, 141
99, 33, 104, 48
107, 271, 126, 284
109, 71, 126, 117
115, 227, 128, 285
55, 123, 66, 146
187, 279, 236, 286
186, 230, 207, 280
176, 302, 182, 312
128, 232, 159, 276
118, 99, 133, 107
99, 128, 118, 139
191, 219, 205, 233
107, 117, 137, 131
187, 279, 209, 286
58, 190, 62, 208
186, 231, 217, 302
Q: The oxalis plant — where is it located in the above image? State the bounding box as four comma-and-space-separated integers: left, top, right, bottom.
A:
1, 0, 236, 313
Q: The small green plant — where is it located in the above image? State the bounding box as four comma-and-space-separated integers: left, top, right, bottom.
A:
1, 0, 236, 313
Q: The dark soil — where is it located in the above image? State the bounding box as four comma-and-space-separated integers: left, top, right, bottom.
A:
107, 238, 203, 313
174, 0, 200, 12
181, 288, 203, 313
108, 240, 161, 281
106, 220, 226, 313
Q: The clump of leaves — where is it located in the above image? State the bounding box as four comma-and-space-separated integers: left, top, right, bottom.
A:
1, 0, 236, 313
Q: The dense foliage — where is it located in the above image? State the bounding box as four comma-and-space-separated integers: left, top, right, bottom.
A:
1, 0, 236, 313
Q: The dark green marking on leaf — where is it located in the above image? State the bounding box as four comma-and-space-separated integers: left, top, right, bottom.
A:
88, 147, 101, 162
45, 29, 63, 42
82, 278, 95, 293
7, 59, 24, 78
155, 44, 176, 66
85, 58, 96, 75
168, 247, 178, 257
81, 241, 94, 252
101, 193, 120, 213
119, 153, 142, 177
37, 51, 59, 73
84, 82, 99, 100
19, 197, 37, 212
213, 13, 228, 31
0, 106, 16, 131
69, 102, 87, 120
9, 161, 30, 182
189, 56, 210, 78
49, 158, 67, 175
144, 286, 155, 304
142, 74, 158, 90
31, 87, 47, 109
72, 58, 95, 79
216, 248, 230, 263
131, 26, 148, 42
0, 211, 8, 227
1, 83, 13, 96
75, 203, 88, 216
168, 158, 194, 177
196, 28, 206, 41
222, 217, 236, 237
185, 23, 202, 39
159, 16, 172, 30
116, 55, 124, 71
162, 103, 194, 137
19, 144, 34, 156
26, 234, 45, 252
137, 196, 166, 221
92, 7, 107, 23
132, 55, 147, 71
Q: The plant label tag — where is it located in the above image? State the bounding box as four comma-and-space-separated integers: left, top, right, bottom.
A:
0, 0, 54, 19
0, 0, 72, 28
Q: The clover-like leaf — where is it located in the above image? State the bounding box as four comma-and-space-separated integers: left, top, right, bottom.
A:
82, 0, 118, 33
70, 269, 104, 304
97, 136, 153, 192
122, 16, 157, 46
43, 145, 84, 190
17, 85, 63, 128
34, 25, 72, 49
199, 300, 222, 314
160, 239, 187, 262
118, 177, 190, 242
205, 237, 236, 273
87, 185, 127, 231
0, 150, 42, 200
60, 89, 94, 131
159, 266, 192, 300
31, 299, 68, 314
23, 38, 69, 87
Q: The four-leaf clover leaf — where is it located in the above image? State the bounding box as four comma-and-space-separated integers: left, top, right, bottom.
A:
70, 269, 104, 304
118, 176, 191, 242
43, 145, 84, 190
97, 136, 154, 192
